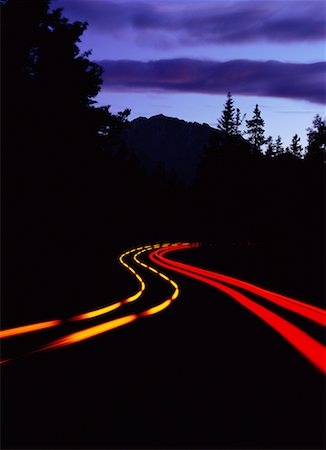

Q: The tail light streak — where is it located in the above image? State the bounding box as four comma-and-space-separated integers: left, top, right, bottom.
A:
154, 247, 326, 326
2, 241, 324, 375
150, 247, 326, 375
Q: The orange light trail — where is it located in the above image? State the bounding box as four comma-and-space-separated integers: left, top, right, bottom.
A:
0, 244, 153, 339
0, 320, 62, 339
37, 243, 182, 352
150, 247, 326, 375
139, 299, 172, 317
42, 314, 138, 350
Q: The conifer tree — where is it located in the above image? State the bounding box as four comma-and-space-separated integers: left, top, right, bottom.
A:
274, 135, 285, 157
265, 136, 275, 158
246, 104, 265, 153
289, 134, 303, 158
306, 114, 326, 160
234, 107, 246, 136
217, 92, 236, 136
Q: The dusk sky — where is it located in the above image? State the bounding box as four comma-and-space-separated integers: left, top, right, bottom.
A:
55, 0, 326, 147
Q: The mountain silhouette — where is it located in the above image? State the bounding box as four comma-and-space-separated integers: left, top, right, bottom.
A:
122, 114, 220, 183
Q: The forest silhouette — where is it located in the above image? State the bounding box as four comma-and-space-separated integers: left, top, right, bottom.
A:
1, 0, 324, 328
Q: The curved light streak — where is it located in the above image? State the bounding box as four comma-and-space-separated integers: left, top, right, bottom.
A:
0, 244, 153, 340
150, 248, 326, 375
154, 247, 326, 326
71, 245, 150, 321
37, 244, 182, 352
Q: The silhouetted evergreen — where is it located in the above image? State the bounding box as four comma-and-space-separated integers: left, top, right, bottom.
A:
306, 114, 326, 162
234, 107, 246, 136
265, 135, 275, 158
289, 133, 303, 158
217, 92, 237, 136
246, 104, 266, 154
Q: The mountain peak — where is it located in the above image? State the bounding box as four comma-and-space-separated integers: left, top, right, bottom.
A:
123, 115, 220, 183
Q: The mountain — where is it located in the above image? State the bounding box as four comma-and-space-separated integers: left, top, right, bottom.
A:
122, 114, 220, 183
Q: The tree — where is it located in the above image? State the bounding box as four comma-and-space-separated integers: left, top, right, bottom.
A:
274, 135, 285, 157
306, 114, 326, 160
289, 134, 303, 158
1, 0, 134, 324
217, 92, 236, 136
246, 104, 265, 153
2, 0, 104, 125
234, 107, 246, 136
265, 136, 275, 158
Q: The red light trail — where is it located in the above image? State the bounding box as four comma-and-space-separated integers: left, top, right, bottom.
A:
152, 246, 325, 326
1, 241, 324, 375
149, 246, 326, 375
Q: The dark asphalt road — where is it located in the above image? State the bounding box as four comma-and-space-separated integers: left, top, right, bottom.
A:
1, 243, 324, 449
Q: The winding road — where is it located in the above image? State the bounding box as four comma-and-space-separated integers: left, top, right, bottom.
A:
1, 241, 325, 374
2, 241, 325, 449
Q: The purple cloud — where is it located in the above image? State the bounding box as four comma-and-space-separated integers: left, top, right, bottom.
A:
58, 1, 326, 44
97, 58, 326, 104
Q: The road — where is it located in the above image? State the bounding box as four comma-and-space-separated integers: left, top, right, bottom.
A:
1, 242, 325, 448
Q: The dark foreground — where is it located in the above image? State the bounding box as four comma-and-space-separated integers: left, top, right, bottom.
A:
1, 242, 324, 449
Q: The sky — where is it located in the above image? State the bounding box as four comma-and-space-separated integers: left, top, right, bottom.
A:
55, 0, 326, 148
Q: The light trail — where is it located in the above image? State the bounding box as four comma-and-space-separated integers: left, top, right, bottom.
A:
153, 247, 326, 326
0, 358, 12, 365
0, 320, 63, 339
150, 247, 326, 375
42, 314, 139, 350
4, 240, 322, 375
70, 245, 150, 321
36, 243, 183, 352
0, 244, 152, 340
133, 247, 180, 315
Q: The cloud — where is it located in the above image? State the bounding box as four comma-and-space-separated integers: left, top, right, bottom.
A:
58, 1, 326, 45
96, 58, 326, 104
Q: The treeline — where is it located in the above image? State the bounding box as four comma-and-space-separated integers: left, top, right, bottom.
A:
212, 92, 324, 159
1, 1, 324, 323
193, 93, 325, 243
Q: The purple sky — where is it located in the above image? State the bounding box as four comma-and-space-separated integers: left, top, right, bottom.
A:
55, 0, 326, 147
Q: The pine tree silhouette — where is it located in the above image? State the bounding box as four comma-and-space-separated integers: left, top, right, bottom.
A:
217, 92, 236, 136
265, 136, 275, 158
246, 104, 265, 153
289, 134, 303, 158
306, 114, 326, 161
274, 135, 285, 157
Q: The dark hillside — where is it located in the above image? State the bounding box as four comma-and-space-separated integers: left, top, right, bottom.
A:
122, 114, 220, 183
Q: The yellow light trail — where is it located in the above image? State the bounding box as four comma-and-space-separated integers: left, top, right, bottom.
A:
0, 243, 156, 340
133, 250, 180, 315
140, 299, 172, 317
70, 245, 150, 320
43, 315, 138, 350
37, 243, 182, 351
0, 320, 63, 339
